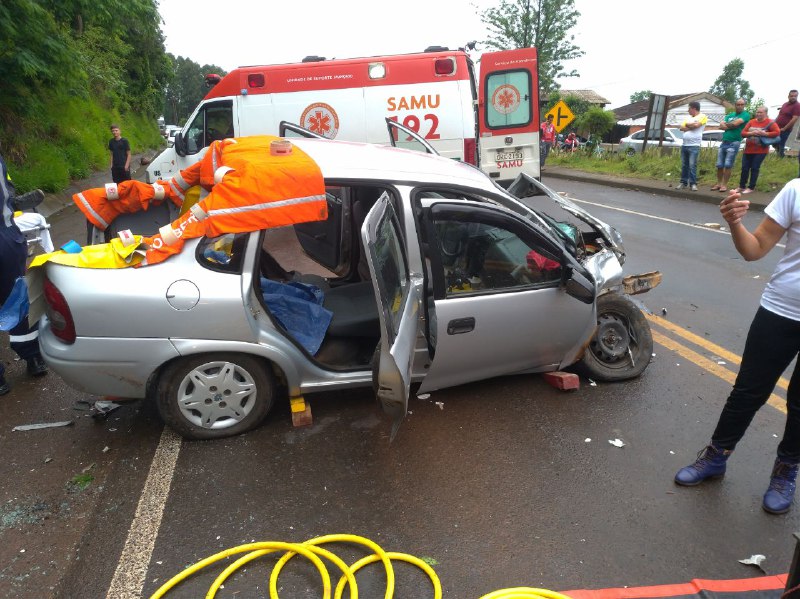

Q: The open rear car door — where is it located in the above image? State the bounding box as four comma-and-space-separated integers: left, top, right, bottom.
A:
361, 192, 422, 439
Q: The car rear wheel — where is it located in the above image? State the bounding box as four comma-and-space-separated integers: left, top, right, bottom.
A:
156, 353, 275, 440
579, 294, 652, 382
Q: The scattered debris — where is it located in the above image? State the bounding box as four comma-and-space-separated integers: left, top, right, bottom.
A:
584, 438, 591, 443
102, 446, 110, 453
44, 457, 53, 464
661, 308, 668, 316
608, 439, 625, 448
13, 421, 73, 432
738, 554, 766, 574
588, 379, 597, 387
701, 223, 722, 230
434, 402, 444, 410
92, 400, 121, 419
753, 275, 760, 279
82, 463, 96, 473
717, 361, 726, 365
417, 393, 430, 400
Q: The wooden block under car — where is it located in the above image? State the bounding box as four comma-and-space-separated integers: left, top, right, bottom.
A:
542, 371, 580, 391
290, 396, 313, 427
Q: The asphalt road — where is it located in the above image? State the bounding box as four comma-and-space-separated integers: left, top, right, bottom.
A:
0, 177, 796, 598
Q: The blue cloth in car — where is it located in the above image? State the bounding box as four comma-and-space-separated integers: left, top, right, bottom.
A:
259, 277, 332, 355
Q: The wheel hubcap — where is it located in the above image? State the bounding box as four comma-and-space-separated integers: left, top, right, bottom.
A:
177, 361, 257, 429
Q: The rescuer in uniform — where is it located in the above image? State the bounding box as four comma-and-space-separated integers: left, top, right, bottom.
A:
0, 145, 48, 395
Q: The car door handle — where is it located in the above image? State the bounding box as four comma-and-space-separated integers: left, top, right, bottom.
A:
447, 317, 475, 335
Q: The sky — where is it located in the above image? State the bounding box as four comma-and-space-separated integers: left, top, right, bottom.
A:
157, 0, 795, 113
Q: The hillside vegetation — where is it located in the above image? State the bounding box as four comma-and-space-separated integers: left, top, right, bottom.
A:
0, 0, 224, 193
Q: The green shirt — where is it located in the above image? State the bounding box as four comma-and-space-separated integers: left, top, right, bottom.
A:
722, 109, 750, 142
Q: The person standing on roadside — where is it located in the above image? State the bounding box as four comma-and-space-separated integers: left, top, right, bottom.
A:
677, 101, 707, 191
775, 90, 800, 158
674, 179, 800, 514
0, 144, 48, 396
540, 114, 556, 167
711, 99, 749, 193
737, 106, 780, 194
108, 124, 131, 183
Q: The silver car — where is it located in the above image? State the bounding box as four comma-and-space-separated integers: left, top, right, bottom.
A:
617, 127, 684, 155
38, 137, 659, 440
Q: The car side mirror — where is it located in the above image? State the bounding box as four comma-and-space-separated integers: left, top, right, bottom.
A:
174, 132, 186, 157
563, 264, 595, 304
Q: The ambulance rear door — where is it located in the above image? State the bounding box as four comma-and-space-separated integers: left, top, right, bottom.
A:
478, 48, 540, 184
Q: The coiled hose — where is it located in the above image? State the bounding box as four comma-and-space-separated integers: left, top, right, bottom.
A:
149, 533, 574, 599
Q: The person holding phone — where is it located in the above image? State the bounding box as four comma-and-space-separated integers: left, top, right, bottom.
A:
674, 180, 800, 514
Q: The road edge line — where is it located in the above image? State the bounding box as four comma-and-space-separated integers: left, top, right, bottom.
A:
106, 428, 182, 599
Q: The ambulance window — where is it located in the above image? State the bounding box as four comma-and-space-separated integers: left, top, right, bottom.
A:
185, 101, 234, 155
485, 70, 532, 129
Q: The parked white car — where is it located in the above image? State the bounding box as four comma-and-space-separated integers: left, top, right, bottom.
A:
617, 128, 683, 155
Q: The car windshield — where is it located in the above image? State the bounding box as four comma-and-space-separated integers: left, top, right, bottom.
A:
670, 129, 684, 139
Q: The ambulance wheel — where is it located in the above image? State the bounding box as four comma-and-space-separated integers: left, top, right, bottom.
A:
156, 353, 275, 440
579, 294, 652, 382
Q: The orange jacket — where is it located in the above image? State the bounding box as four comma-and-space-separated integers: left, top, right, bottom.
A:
74, 180, 182, 231
143, 136, 327, 265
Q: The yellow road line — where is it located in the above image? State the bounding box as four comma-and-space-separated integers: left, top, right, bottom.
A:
646, 313, 791, 392
651, 329, 787, 414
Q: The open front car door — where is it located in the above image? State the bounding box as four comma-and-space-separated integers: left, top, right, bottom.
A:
385, 117, 439, 156
361, 192, 422, 439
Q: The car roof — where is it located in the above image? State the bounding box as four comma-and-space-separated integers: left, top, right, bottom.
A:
289, 138, 498, 192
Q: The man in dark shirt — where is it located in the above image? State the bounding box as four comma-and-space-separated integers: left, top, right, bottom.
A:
108, 124, 131, 183
775, 90, 800, 158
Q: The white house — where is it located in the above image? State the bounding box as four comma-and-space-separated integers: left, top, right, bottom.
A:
613, 92, 733, 133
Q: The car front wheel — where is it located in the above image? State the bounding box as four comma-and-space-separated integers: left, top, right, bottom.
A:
156, 353, 275, 440
579, 294, 653, 381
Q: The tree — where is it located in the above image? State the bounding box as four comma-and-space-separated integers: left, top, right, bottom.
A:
163, 55, 228, 125
480, 0, 584, 95
709, 58, 754, 105
575, 107, 615, 138
629, 90, 652, 103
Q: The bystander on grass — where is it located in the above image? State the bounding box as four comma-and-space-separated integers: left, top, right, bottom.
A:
2, 92, 164, 193
548, 146, 798, 193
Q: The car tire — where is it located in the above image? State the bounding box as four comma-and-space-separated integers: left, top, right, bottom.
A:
625, 147, 636, 157
578, 294, 652, 382
156, 353, 275, 440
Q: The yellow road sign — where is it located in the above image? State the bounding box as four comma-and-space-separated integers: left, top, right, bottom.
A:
545, 100, 575, 133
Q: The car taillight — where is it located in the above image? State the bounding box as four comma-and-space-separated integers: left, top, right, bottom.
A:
43, 277, 76, 344
463, 138, 477, 165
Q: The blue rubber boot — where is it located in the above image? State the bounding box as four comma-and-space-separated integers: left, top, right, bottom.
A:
762, 458, 799, 515
674, 445, 732, 486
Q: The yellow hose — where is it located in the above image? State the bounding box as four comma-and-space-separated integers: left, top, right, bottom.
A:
148, 533, 571, 599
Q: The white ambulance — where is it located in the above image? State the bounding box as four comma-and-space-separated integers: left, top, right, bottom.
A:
146, 47, 540, 186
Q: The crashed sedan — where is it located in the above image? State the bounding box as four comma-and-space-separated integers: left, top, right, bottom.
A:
35, 135, 659, 440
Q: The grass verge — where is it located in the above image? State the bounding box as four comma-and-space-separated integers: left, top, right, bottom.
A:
548, 146, 798, 193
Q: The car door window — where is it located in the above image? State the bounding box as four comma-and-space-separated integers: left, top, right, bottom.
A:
372, 208, 409, 340
631, 131, 644, 140
431, 209, 562, 297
